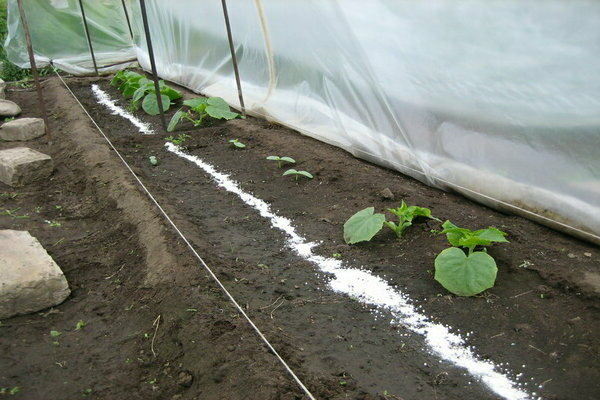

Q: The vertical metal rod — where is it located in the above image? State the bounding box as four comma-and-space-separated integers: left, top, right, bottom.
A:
139, 0, 167, 131
221, 0, 246, 117
77, 0, 99, 75
121, 0, 135, 41
16, 0, 51, 142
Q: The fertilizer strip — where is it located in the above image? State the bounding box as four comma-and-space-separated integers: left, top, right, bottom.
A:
164, 143, 539, 400
54, 72, 318, 400
90, 81, 539, 400
91, 84, 154, 135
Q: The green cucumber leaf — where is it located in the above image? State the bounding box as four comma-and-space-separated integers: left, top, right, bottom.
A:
205, 105, 239, 120
343, 207, 386, 244
161, 86, 182, 100
206, 97, 230, 109
168, 110, 186, 132
183, 98, 208, 108
266, 156, 280, 161
282, 168, 298, 176
434, 247, 497, 296
142, 93, 171, 115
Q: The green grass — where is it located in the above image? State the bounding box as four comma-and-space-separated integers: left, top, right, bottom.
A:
0, 0, 36, 82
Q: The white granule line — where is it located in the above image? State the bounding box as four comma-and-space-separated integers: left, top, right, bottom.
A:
91, 84, 154, 135
164, 142, 537, 400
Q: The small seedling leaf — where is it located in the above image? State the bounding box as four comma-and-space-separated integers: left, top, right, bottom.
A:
280, 157, 295, 164
297, 171, 313, 179
266, 156, 280, 161
75, 320, 86, 330
282, 168, 298, 176
343, 207, 386, 244
434, 247, 497, 296
50, 330, 62, 337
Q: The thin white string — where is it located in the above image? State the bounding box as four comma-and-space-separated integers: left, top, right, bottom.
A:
53, 70, 318, 400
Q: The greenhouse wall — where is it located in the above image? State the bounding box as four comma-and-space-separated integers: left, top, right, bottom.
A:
5, 0, 600, 243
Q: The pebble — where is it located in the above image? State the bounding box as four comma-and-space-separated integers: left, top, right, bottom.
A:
379, 187, 395, 200
584, 252, 592, 257
177, 370, 194, 387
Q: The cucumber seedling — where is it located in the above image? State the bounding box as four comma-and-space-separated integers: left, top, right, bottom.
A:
343, 201, 438, 244
266, 155, 295, 168
165, 134, 190, 146
384, 200, 440, 238
168, 97, 240, 132
434, 221, 508, 296
229, 139, 246, 149
111, 70, 181, 115
282, 169, 313, 180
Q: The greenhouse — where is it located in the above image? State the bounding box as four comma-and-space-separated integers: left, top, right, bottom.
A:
0, 1, 598, 399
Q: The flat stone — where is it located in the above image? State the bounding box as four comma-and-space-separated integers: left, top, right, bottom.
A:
0, 230, 70, 319
0, 118, 45, 141
0, 99, 20, 117
0, 79, 5, 100
0, 147, 53, 187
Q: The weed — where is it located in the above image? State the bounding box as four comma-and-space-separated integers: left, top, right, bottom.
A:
332, 253, 342, 258
434, 221, 508, 296
168, 97, 240, 132
0, 387, 20, 395
164, 133, 190, 146
50, 330, 61, 338
266, 155, 295, 168
74, 320, 86, 330
2, 117, 14, 123
45, 220, 61, 227
229, 139, 246, 149
82, 388, 93, 396
148, 156, 159, 166
0, 192, 18, 199
282, 169, 313, 180
0, 208, 29, 219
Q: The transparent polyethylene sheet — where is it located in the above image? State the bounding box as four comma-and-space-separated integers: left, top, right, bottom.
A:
6, 0, 600, 243
4, 0, 135, 74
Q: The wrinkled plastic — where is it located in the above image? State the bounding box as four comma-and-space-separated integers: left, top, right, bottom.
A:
5, 0, 600, 242
4, 0, 135, 74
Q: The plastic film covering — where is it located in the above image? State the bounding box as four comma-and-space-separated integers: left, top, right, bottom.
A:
4, 0, 135, 74
5, 0, 600, 243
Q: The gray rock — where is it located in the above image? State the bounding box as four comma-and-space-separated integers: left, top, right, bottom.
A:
0, 118, 46, 141
0, 230, 70, 319
0, 79, 5, 100
379, 187, 395, 200
0, 99, 21, 117
0, 147, 53, 187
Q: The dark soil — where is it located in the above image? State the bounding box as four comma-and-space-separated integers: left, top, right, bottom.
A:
1, 76, 599, 400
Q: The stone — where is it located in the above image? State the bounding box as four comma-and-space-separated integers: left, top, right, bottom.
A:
0, 99, 21, 117
0, 79, 5, 100
0, 118, 46, 141
379, 187, 395, 200
0, 147, 53, 187
0, 230, 70, 319
177, 370, 194, 387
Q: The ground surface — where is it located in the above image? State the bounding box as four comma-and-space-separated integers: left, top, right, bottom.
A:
1, 76, 599, 400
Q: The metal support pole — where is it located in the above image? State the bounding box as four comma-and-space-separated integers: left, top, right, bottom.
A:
121, 0, 135, 41
139, 0, 167, 131
221, 0, 246, 117
16, 0, 51, 142
77, 0, 99, 75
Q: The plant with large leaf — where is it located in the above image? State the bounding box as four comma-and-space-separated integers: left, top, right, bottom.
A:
168, 97, 240, 132
111, 70, 181, 115
434, 221, 509, 296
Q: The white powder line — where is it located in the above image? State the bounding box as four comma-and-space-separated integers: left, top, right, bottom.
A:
165, 142, 539, 400
91, 84, 155, 135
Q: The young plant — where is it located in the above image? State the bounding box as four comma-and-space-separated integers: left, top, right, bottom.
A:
343, 201, 438, 244
266, 155, 295, 168
434, 221, 509, 296
282, 169, 313, 180
383, 201, 440, 238
168, 97, 240, 132
111, 70, 181, 115
229, 139, 246, 149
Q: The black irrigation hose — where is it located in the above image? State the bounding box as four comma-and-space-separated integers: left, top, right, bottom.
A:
52, 69, 318, 400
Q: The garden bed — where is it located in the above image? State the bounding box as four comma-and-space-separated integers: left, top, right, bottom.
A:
1, 76, 599, 400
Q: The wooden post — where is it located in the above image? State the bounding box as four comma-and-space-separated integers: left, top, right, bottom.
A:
221, 0, 246, 117
16, 0, 51, 142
